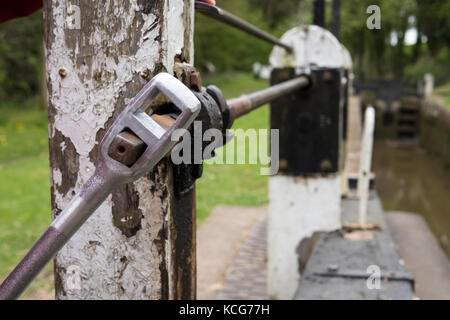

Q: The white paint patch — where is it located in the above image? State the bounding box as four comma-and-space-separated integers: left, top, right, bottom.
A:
267, 175, 342, 299
49, 1, 160, 157
341, 44, 353, 70
188, 1, 195, 64
55, 174, 168, 299
163, 0, 186, 74
269, 25, 350, 69
52, 168, 63, 187
46, 0, 190, 299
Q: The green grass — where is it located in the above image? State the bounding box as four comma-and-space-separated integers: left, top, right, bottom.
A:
197, 73, 270, 222
0, 106, 49, 163
0, 154, 54, 297
0, 102, 53, 298
0, 72, 269, 296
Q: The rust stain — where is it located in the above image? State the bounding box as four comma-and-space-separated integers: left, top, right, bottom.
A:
111, 184, 143, 238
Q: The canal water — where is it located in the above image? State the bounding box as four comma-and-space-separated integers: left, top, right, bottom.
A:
373, 140, 450, 258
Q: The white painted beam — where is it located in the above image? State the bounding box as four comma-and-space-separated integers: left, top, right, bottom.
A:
268, 175, 342, 299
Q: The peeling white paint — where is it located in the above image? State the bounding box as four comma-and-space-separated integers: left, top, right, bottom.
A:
188, 2, 195, 64
50, 9, 160, 156
52, 168, 63, 187
163, 0, 187, 73
46, 0, 192, 299
267, 175, 342, 299
55, 186, 168, 299
269, 25, 349, 69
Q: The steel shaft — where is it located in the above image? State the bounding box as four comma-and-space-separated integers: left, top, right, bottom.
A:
227, 75, 310, 123
0, 165, 116, 300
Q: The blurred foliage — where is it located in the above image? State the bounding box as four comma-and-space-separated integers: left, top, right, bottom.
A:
338, 0, 449, 84
0, 1, 448, 108
194, 0, 273, 73
195, 0, 449, 86
432, 82, 450, 109
415, 0, 450, 57
404, 47, 450, 87
194, 0, 314, 74
248, 0, 304, 30
0, 10, 44, 107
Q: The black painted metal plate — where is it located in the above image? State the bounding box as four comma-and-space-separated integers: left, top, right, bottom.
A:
270, 68, 343, 175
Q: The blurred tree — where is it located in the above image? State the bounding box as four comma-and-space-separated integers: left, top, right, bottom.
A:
195, 0, 273, 73
0, 10, 43, 106
0, 0, 447, 104
248, 0, 301, 29
415, 0, 450, 56
383, 0, 416, 77
339, 0, 419, 79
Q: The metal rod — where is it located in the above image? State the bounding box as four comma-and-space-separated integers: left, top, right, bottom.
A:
227, 75, 310, 123
313, 0, 325, 27
195, 2, 293, 53
0, 171, 115, 300
331, 0, 341, 39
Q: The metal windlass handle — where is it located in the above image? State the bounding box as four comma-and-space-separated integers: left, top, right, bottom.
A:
0, 73, 201, 300
98, 73, 201, 183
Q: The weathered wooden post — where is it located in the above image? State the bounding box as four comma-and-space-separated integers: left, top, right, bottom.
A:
44, 0, 196, 299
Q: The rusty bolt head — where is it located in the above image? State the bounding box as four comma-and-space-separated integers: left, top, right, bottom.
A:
278, 70, 291, 81
108, 131, 147, 167
190, 72, 202, 92
319, 159, 333, 172
58, 68, 67, 78
140, 69, 150, 79
279, 159, 288, 170
94, 70, 102, 82
323, 71, 333, 82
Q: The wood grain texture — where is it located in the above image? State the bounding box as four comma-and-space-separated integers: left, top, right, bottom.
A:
44, 0, 195, 299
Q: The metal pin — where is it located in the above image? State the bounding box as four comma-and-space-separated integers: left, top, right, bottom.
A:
58, 68, 67, 78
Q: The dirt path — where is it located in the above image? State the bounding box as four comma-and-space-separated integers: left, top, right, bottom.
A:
196, 206, 267, 299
